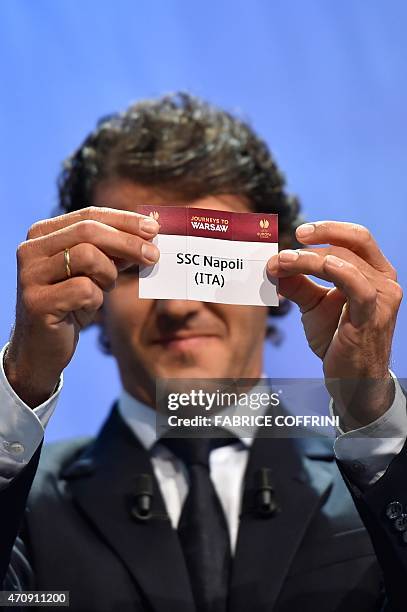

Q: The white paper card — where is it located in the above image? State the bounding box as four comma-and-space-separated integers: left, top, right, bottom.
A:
138, 206, 279, 307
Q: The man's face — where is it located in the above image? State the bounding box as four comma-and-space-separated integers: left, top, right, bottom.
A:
93, 179, 268, 406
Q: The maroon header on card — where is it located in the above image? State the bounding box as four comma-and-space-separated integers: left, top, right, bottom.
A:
136, 205, 278, 243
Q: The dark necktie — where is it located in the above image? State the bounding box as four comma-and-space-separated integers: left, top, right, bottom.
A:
161, 433, 236, 612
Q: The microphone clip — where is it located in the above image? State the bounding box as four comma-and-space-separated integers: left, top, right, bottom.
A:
129, 473, 154, 521
253, 468, 280, 518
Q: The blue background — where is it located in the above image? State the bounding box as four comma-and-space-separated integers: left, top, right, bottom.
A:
1, 0, 406, 441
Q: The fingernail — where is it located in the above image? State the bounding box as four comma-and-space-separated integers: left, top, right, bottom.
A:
325, 254, 344, 268
141, 243, 159, 263
140, 217, 159, 234
296, 223, 315, 237
279, 250, 299, 262
267, 258, 278, 271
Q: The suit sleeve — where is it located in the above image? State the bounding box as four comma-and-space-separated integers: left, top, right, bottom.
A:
0, 343, 62, 491
337, 437, 407, 612
0, 444, 42, 588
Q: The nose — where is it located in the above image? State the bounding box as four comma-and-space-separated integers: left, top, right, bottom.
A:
155, 299, 203, 319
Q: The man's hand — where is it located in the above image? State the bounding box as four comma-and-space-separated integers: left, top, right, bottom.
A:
267, 221, 403, 429
4, 206, 160, 408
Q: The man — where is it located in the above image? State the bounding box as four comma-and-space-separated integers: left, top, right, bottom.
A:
0, 93, 405, 611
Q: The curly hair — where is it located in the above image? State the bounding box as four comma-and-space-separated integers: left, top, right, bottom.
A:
57, 92, 303, 341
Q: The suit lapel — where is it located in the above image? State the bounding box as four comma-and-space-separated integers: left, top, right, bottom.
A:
229, 434, 334, 612
61, 406, 195, 612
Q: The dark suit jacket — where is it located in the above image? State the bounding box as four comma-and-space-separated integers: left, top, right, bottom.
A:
0, 404, 405, 611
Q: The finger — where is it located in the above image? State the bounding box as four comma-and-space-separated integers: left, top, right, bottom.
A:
44, 244, 118, 291
295, 221, 395, 278
274, 246, 389, 293
273, 274, 329, 314
27, 206, 160, 240
301, 246, 380, 282
35, 277, 104, 319
269, 250, 376, 326
324, 255, 377, 326
268, 250, 335, 282
26, 220, 160, 265
269, 248, 377, 284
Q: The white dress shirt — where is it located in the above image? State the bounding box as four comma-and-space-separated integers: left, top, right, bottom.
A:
119, 388, 251, 551
0, 342, 406, 550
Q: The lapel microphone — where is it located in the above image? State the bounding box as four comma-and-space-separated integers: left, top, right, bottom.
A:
130, 474, 154, 521
253, 468, 280, 518
129, 474, 171, 522
130, 469, 280, 522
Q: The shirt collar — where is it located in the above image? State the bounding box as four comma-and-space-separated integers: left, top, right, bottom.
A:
118, 376, 269, 452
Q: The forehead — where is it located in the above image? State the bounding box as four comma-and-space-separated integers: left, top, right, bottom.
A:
92, 179, 252, 214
